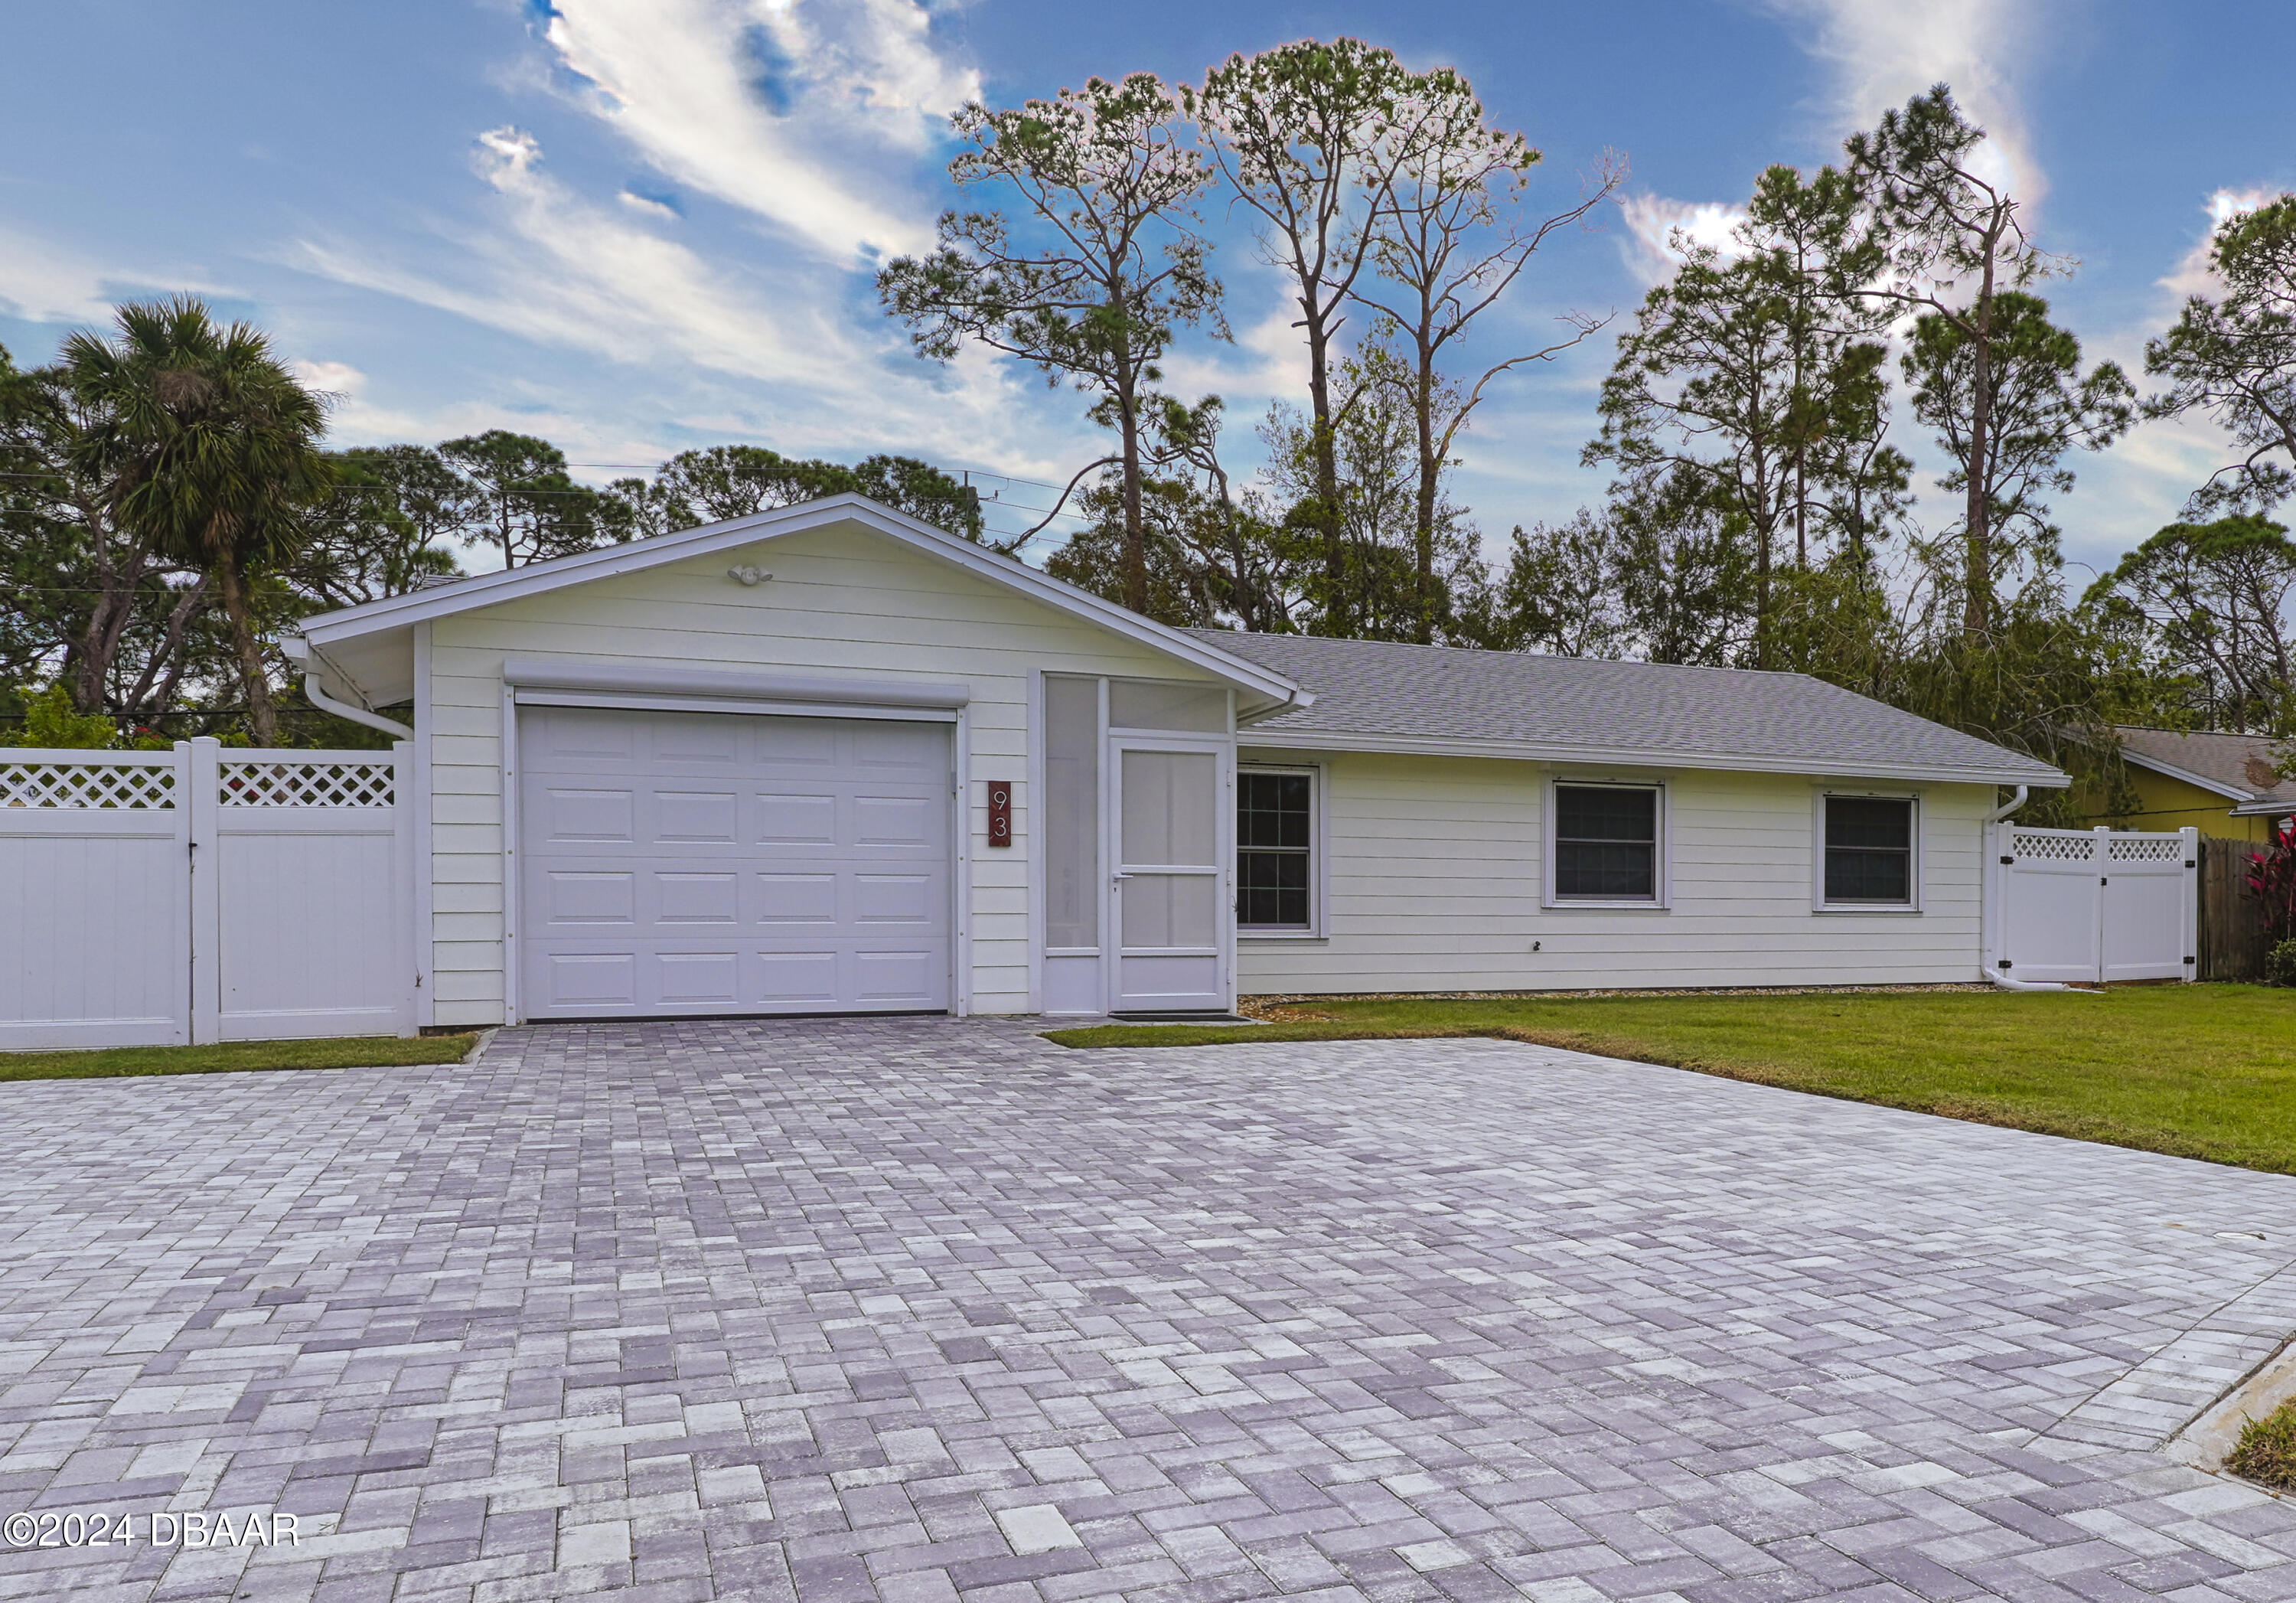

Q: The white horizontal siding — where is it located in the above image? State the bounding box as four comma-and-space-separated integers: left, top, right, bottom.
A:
426, 524, 1218, 1025
1238, 749, 1991, 994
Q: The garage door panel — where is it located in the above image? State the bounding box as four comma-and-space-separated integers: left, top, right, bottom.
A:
853, 793, 938, 846
758, 792, 837, 844
656, 789, 739, 843
755, 872, 837, 924
520, 707, 951, 1018
854, 949, 938, 1003
852, 723, 940, 769
539, 718, 638, 762
755, 720, 839, 766
655, 951, 740, 1005
543, 952, 638, 1009
542, 870, 636, 926
652, 718, 742, 764
756, 950, 841, 1004
542, 788, 635, 842
656, 872, 738, 925
855, 873, 938, 925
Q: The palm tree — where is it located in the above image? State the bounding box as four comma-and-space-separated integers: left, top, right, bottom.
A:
62, 298, 332, 746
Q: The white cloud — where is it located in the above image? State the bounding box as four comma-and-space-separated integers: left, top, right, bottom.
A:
287, 357, 367, 403
1762, 0, 2042, 202
1617, 194, 1749, 283
617, 189, 680, 221
533, 0, 979, 262
0, 223, 238, 328
282, 127, 1081, 499
2157, 186, 2278, 300
292, 126, 848, 388
0, 224, 116, 324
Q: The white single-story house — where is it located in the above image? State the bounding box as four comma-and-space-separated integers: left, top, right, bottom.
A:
289, 495, 2069, 1027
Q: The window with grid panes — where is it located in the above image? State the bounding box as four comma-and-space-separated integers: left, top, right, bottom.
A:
1236, 771, 1313, 929
1822, 795, 1914, 904
1553, 784, 1658, 900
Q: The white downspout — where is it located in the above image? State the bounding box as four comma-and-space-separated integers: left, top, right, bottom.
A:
1982, 784, 2029, 825
285, 637, 414, 742
1979, 785, 2092, 993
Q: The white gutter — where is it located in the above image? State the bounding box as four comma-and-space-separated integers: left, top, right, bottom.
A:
1242, 729, 2063, 788
285, 637, 413, 742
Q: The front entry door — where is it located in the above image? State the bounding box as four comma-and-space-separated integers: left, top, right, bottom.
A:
1110, 737, 1231, 1013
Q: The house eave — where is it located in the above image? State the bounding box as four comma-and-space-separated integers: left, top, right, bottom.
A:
1236, 726, 2069, 787
2115, 746, 2256, 803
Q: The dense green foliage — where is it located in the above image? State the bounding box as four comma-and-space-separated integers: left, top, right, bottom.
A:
1048, 985, 2296, 1174
2148, 196, 2296, 517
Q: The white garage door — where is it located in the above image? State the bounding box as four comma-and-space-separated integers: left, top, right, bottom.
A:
517, 705, 952, 1019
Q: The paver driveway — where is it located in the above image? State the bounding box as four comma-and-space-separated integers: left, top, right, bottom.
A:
5, 1020, 2296, 1603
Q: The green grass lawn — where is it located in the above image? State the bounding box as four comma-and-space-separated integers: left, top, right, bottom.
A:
1045, 986, 2296, 1174
0, 1033, 478, 1083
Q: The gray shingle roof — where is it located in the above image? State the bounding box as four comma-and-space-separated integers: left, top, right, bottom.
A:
1189, 629, 2066, 785
2115, 726, 2296, 810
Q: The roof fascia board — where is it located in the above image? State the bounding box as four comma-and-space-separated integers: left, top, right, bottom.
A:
297, 494, 1306, 710
298, 496, 843, 638
1237, 726, 2069, 787
2115, 746, 2256, 802
2230, 799, 2296, 816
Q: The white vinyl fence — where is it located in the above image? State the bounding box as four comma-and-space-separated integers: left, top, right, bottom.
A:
1984, 823, 2199, 985
1, 739, 416, 1050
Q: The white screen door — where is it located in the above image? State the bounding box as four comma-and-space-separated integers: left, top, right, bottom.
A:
1110, 738, 1231, 1013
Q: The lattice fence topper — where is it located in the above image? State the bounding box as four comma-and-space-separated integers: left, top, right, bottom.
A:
219, 757, 395, 808
0, 759, 176, 810
2011, 830, 2095, 862
2108, 835, 2186, 863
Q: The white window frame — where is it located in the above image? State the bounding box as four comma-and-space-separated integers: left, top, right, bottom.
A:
1544, 777, 1669, 910
1236, 762, 1326, 939
1812, 788, 1923, 913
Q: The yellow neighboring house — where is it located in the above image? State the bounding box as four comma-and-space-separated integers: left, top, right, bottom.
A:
2105, 726, 2296, 843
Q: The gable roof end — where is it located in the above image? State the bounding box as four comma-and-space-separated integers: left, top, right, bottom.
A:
2114, 725, 2296, 811
292, 494, 1308, 714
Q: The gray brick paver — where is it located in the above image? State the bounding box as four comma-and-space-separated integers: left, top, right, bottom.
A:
3, 1020, 2296, 1601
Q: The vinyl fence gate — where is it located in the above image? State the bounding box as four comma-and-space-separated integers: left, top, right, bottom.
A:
0, 739, 416, 1050
1983, 823, 2199, 985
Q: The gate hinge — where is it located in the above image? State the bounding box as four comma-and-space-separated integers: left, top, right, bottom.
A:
2185, 860, 2196, 869
2099, 877, 2108, 886
2183, 955, 2195, 965
1999, 855, 2013, 864
1997, 958, 2012, 970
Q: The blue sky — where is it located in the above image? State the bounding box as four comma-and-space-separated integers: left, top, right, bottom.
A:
3, 0, 2291, 583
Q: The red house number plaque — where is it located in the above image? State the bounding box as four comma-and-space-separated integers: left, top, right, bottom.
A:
986, 779, 1013, 846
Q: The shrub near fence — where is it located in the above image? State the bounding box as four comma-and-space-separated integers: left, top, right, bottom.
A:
2198, 836, 2272, 981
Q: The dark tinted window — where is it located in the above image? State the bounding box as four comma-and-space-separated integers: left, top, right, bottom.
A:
1824, 796, 1913, 903
1554, 785, 1657, 899
1239, 772, 1310, 849
1237, 772, 1312, 927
